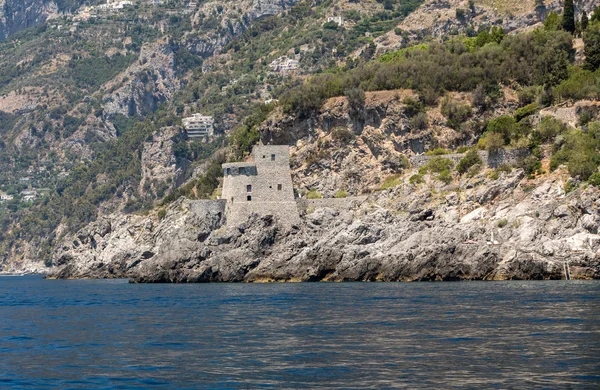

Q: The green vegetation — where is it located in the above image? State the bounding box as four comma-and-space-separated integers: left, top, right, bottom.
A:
562, 0, 575, 34
380, 174, 402, 190
497, 218, 508, 228
550, 122, 600, 180
331, 127, 356, 144
425, 148, 451, 156
419, 157, 454, 184
70, 54, 137, 90
281, 29, 574, 119
334, 190, 349, 198
306, 190, 323, 199
588, 172, 600, 187
409, 173, 424, 185
456, 149, 482, 175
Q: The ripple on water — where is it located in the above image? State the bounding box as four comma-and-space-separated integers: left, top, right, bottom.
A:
0, 277, 598, 388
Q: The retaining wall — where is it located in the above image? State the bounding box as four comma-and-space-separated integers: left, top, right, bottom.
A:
409, 149, 531, 169
296, 196, 368, 213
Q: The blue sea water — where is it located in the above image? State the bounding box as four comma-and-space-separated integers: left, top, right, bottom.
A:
0, 276, 599, 389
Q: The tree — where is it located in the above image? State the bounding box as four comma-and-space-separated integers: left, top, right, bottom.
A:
562, 0, 576, 33
583, 26, 600, 71
544, 11, 562, 31
581, 10, 589, 32
592, 7, 600, 23
345, 87, 365, 117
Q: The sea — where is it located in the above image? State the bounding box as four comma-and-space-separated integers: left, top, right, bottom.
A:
0, 275, 599, 389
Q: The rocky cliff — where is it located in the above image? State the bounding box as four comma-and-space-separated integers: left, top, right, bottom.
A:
376, 0, 600, 54
49, 166, 600, 282
0, 0, 58, 41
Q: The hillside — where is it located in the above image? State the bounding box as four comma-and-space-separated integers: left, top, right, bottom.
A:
1, 0, 600, 276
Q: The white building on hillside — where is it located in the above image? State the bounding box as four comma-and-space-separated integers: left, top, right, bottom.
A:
182, 114, 215, 139
269, 56, 299, 73
325, 16, 343, 26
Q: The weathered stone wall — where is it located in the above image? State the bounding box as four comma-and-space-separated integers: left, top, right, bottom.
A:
410, 153, 465, 168
481, 149, 531, 168
297, 196, 368, 214
409, 149, 531, 169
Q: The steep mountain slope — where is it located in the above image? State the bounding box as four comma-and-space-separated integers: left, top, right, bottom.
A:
0, 0, 426, 271
2, 0, 600, 276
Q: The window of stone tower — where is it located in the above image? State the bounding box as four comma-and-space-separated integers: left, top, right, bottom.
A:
226, 168, 231, 175
277, 184, 282, 191
247, 195, 252, 201
247, 185, 252, 192
239, 167, 246, 175
271, 154, 275, 161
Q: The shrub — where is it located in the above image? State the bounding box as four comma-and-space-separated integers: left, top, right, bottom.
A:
403, 97, 425, 117
487, 115, 519, 142
409, 174, 424, 185
419, 157, 454, 174
482, 132, 505, 151
553, 68, 600, 101
306, 190, 323, 199
425, 148, 451, 156
567, 153, 597, 180
588, 172, 600, 187
335, 190, 349, 198
399, 154, 411, 170
515, 103, 539, 122
456, 149, 482, 174
518, 156, 542, 177
381, 174, 402, 190
438, 170, 453, 184
564, 180, 578, 193
331, 127, 355, 144
536, 116, 568, 142
345, 87, 366, 117
441, 98, 472, 130
497, 218, 508, 228
419, 157, 455, 183
497, 164, 513, 174
157, 209, 167, 220
409, 112, 429, 130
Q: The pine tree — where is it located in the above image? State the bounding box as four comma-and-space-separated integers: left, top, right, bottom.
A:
581, 10, 589, 32
562, 0, 576, 33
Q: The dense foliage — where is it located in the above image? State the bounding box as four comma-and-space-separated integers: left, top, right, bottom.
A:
281, 30, 574, 118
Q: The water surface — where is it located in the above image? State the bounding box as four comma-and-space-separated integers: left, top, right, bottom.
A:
1, 276, 599, 388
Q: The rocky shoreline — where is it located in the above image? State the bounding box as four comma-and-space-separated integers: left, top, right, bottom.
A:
48, 169, 600, 283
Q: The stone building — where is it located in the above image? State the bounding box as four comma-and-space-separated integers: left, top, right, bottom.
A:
222, 145, 300, 226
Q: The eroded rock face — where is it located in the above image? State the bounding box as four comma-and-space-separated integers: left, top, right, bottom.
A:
49, 170, 600, 282
102, 40, 180, 118
0, 0, 58, 41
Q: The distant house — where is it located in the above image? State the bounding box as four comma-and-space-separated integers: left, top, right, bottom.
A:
269, 56, 299, 73
0, 194, 14, 202
20, 190, 37, 202
182, 114, 215, 139
325, 16, 343, 26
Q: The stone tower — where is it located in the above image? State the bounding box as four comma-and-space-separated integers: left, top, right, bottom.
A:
221, 145, 300, 226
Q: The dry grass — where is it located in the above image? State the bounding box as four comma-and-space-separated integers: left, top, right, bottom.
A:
474, 0, 535, 15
